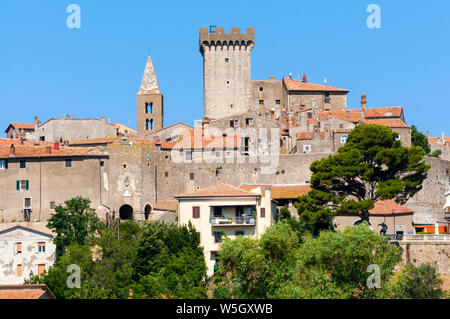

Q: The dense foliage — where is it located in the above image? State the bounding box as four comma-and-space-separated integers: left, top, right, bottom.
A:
295, 124, 430, 232
411, 125, 431, 154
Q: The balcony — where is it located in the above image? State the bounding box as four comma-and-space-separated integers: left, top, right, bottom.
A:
210, 216, 256, 226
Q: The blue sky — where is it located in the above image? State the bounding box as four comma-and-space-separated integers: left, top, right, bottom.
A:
0, 0, 449, 137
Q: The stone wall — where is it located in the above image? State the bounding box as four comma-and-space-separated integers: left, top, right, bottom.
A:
398, 241, 450, 274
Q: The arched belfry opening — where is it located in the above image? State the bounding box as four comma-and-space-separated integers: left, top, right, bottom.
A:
144, 204, 152, 220
119, 204, 133, 220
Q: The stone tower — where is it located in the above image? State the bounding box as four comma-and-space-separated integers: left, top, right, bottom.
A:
199, 27, 255, 120
137, 56, 163, 137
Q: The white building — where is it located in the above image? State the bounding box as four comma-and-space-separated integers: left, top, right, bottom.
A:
176, 183, 276, 277
0, 225, 56, 284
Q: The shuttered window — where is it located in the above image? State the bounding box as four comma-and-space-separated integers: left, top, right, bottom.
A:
16, 242, 22, 254
193, 206, 200, 219
260, 207, 266, 218
38, 264, 46, 275
17, 264, 23, 277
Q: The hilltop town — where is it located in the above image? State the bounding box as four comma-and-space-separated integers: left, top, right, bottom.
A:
0, 26, 449, 283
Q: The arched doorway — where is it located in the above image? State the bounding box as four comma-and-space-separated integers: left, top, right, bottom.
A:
119, 204, 133, 220
144, 204, 152, 220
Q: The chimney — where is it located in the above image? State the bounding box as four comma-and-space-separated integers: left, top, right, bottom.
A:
270, 75, 275, 81
34, 116, 39, 127
101, 116, 106, 123
361, 93, 367, 118
54, 142, 60, 151
289, 73, 292, 79
10, 144, 15, 156
302, 73, 307, 83
442, 132, 445, 143
426, 131, 429, 138
45, 146, 52, 154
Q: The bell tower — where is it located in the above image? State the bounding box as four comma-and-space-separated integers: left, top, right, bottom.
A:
137, 56, 163, 137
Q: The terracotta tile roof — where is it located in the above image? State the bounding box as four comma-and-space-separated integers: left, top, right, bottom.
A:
0, 285, 56, 299
241, 184, 311, 199
428, 137, 450, 143
154, 200, 178, 211
369, 199, 414, 216
176, 183, 260, 198
296, 131, 329, 140
283, 77, 348, 92
318, 107, 403, 124
364, 107, 403, 119
359, 119, 410, 128
5, 123, 35, 132
0, 138, 54, 147
0, 144, 106, 159
69, 137, 154, 146
69, 137, 119, 145
160, 129, 241, 150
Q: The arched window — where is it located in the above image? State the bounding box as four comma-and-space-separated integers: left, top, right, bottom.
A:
145, 102, 153, 114
119, 204, 133, 220
146, 119, 154, 130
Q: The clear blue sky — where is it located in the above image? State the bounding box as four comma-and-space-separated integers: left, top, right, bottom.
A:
0, 0, 449, 137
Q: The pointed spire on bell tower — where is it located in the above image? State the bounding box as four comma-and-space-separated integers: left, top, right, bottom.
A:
138, 56, 160, 95
137, 55, 163, 137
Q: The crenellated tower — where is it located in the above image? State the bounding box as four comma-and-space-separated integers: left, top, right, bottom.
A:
137, 56, 163, 137
199, 27, 255, 120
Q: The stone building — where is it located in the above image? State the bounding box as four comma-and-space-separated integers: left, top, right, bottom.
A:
0, 225, 56, 284
4, 123, 35, 140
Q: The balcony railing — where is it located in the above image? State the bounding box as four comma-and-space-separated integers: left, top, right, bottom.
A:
210, 216, 256, 226
385, 234, 450, 241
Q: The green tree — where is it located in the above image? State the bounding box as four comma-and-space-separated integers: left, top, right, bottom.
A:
391, 263, 443, 299
297, 124, 430, 227
278, 224, 402, 299
47, 196, 100, 255
215, 221, 301, 298
131, 221, 207, 299
429, 149, 442, 157
411, 125, 431, 154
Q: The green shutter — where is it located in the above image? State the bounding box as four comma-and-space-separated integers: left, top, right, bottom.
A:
25, 180, 29, 190
16, 180, 20, 191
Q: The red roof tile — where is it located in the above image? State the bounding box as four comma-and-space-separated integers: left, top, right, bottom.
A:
241, 184, 311, 199
359, 119, 410, 128
176, 183, 260, 198
0, 144, 106, 159
296, 131, 329, 140
0, 285, 55, 299
283, 78, 348, 92
159, 129, 241, 150
369, 200, 414, 216
5, 123, 35, 132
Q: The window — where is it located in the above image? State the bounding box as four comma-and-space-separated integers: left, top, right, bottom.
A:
38, 242, 46, 253
303, 145, 311, 153
396, 135, 401, 141
260, 207, 266, 218
24, 209, 31, 222
225, 58, 229, 63
325, 92, 330, 103
186, 151, 192, 161
259, 87, 263, 92
276, 100, 281, 105
259, 100, 264, 105
17, 180, 29, 191
65, 159, 72, 167
214, 231, 222, 243
210, 252, 218, 261
146, 119, 154, 130
20, 160, 26, 169
39, 136, 45, 141
17, 264, 23, 277
190, 172, 194, 180
24, 197, 31, 208
145, 102, 153, 114
339, 124, 344, 129
100, 161, 105, 167
229, 120, 234, 128
38, 264, 46, 276
213, 207, 222, 218
164, 171, 168, 178
235, 231, 244, 237
307, 112, 313, 119
234, 120, 239, 127
192, 206, 200, 219
245, 118, 253, 125
50, 202, 55, 209
340, 135, 348, 144
0, 160, 7, 169
16, 242, 22, 254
